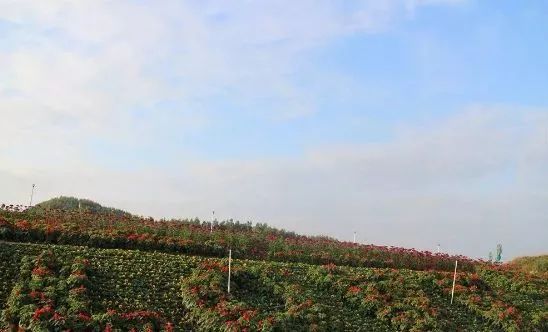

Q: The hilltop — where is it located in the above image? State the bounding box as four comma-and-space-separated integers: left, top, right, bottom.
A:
507, 255, 548, 275
30, 196, 131, 217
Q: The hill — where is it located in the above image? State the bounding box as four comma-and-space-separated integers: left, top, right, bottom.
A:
30, 196, 131, 217
507, 255, 548, 275
0, 202, 547, 331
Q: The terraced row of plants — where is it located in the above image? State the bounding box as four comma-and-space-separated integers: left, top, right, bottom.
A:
0, 242, 200, 331
0, 207, 479, 272
180, 259, 547, 331
1, 241, 547, 331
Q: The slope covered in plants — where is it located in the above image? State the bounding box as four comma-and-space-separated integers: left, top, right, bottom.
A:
506, 255, 548, 275
1, 241, 547, 331
0, 206, 478, 272
0, 204, 546, 331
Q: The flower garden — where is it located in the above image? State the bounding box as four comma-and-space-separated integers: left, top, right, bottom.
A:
0, 206, 478, 272
0, 206, 546, 331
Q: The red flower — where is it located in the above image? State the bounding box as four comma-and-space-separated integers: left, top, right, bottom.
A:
241, 310, 256, 321
348, 286, 361, 294
32, 305, 53, 320
164, 322, 174, 332
32, 266, 51, 276
505, 306, 517, 316
77, 312, 92, 321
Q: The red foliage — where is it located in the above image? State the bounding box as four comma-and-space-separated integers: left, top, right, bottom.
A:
32, 305, 54, 320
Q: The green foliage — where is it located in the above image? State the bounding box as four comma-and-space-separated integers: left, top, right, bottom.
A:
1, 242, 547, 331
507, 255, 548, 275
181, 259, 547, 331
30, 196, 131, 217
0, 207, 479, 272
0, 242, 194, 331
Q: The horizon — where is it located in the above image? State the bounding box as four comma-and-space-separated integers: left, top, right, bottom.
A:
1, 1, 547, 260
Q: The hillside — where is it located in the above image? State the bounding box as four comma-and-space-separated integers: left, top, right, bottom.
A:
0, 204, 478, 272
0, 204, 547, 331
507, 255, 548, 275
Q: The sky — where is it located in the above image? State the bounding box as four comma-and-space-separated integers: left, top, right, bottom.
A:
0, 0, 547, 260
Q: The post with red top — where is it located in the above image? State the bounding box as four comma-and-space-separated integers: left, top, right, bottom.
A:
450, 260, 458, 304
227, 248, 232, 293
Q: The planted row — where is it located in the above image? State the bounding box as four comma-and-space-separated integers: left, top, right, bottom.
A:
181, 258, 537, 331
0, 207, 479, 272
0, 243, 202, 331
1, 250, 175, 331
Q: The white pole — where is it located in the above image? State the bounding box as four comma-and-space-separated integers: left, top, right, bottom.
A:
450, 260, 458, 304
353, 231, 356, 244
29, 184, 35, 207
437, 244, 440, 254
211, 210, 214, 233
227, 249, 232, 293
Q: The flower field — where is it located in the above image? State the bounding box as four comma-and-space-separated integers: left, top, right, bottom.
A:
0, 242, 200, 331
0, 206, 478, 272
0, 205, 546, 331
1, 241, 546, 331
180, 259, 547, 331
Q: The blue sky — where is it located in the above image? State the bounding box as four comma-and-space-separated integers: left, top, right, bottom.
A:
0, 0, 547, 259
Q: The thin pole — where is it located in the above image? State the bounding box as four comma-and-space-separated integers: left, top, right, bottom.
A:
353, 231, 356, 244
227, 249, 232, 293
29, 184, 35, 207
450, 260, 458, 304
211, 210, 214, 233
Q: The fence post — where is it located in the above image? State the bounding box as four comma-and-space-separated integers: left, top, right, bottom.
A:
450, 260, 458, 304
227, 249, 232, 293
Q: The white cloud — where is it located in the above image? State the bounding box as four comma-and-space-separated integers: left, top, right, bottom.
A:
0, 0, 465, 127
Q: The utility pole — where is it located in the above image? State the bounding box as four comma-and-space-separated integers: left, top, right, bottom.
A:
29, 184, 36, 207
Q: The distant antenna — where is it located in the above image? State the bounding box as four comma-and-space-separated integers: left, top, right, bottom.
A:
29, 184, 36, 207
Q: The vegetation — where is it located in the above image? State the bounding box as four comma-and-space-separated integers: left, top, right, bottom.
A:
0, 200, 546, 331
29, 197, 131, 217
0, 242, 196, 331
1, 204, 479, 272
506, 255, 548, 275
